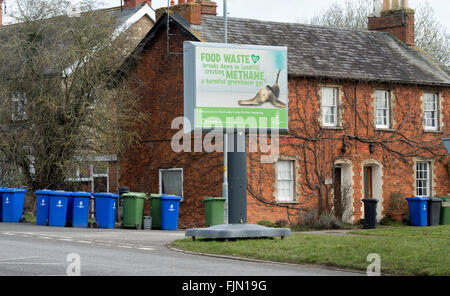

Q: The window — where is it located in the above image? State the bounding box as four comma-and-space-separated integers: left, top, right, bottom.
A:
375, 90, 390, 129
322, 87, 338, 127
11, 93, 27, 121
276, 160, 294, 202
159, 168, 183, 197
424, 93, 438, 130
416, 162, 431, 197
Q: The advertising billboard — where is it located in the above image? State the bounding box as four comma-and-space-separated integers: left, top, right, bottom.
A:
183, 42, 288, 132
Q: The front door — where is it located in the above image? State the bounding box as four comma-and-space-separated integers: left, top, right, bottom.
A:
364, 166, 373, 199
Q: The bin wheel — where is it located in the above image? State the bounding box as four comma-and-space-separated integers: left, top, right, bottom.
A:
120, 223, 124, 229
135, 224, 140, 230
91, 222, 99, 229
20, 217, 26, 223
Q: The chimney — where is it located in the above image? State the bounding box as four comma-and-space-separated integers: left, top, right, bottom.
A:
155, 0, 217, 25
368, 0, 414, 46
124, 0, 152, 9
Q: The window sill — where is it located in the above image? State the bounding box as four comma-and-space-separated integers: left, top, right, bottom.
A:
423, 129, 442, 134
374, 127, 395, 132
321, 126, 343, 130
276, 201, 300, 204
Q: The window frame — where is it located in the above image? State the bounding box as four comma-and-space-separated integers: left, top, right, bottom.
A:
11, 93, 27, 122
321, 87, 339, 127
415, 161, 431, 197
159, 168, 184, 199
276, 160, 295, 202
375, 90, 391, 129
423, 92, 439, 131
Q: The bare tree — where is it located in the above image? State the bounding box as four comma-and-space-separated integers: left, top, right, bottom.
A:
0, 0, 147, 191
310, 0, 450, 66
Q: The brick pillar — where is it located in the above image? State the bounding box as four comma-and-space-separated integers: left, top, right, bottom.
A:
124, 0, 152, 9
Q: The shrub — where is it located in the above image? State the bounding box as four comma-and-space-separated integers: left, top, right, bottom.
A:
257, 219, 276, 228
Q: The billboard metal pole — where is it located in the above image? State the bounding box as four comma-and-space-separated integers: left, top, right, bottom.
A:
222, 0, 229, 224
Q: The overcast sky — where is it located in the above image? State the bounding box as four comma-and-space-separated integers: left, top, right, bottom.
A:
3, 0, 450, 33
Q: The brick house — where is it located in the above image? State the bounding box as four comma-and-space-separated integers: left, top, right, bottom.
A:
118, 0, 450, 229
0, 0, 154, 197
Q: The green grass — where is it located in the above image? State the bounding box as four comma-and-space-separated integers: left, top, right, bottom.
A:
171, 225, 450, 276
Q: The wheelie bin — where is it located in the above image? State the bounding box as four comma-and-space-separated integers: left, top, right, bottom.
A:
93, 192, 119, 228
406, 197, 429, 226
427, 197, 442, 226
0, 188, 28, 223
71, 192, 92, 228
439, 197, 450, 225
160, 195, 182, 230
48, 190, 71, 227
203, 197, 226, 227
362, 198, 378, 229
150, 194, 162, 229
35, 190, 53, 225
121, 192, 147, 229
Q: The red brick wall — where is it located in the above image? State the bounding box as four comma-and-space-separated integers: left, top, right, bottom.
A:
119, 23, 223, 228
120, 19, 450, 228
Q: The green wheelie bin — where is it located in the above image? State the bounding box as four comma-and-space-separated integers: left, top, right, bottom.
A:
121, 192, 147, 229
150, 194, 162, 229
439, 197, 450, 225
203, 197, 226, 227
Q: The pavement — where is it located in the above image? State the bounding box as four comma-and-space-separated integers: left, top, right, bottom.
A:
0, 222, 365, 276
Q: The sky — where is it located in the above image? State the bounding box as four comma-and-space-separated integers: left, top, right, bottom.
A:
2, 0, 450, 34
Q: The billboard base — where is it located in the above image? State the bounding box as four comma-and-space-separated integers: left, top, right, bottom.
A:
185, 223, 291, 240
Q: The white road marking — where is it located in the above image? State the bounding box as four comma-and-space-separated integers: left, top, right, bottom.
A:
138, 247, 155, 251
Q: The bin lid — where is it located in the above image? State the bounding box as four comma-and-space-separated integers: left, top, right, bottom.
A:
122, 192, 147, 199
161, 194, 182, 201
202, 197, 226, 202
92, 192, 119, 198
428, 197, 443, 202
436, 196, 450, 202
406, 197, 430, 201
71, 191, 92, 197
0, 188, 27, 193
45, 190, 70, 197
35, 189, 54, 195
150, 193, 163, 199
361, 198, 378, 203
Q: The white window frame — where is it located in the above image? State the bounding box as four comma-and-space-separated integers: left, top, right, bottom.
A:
11, 93, 27, 121
375, 90, 390, 129
321, 87, 338, 127
276, 160, 294, 202
416, 161, 431, 197
159, 168, 184, 198
424, 93, 438, 131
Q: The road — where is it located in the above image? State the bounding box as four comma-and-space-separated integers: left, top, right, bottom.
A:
0, 223, 362, 276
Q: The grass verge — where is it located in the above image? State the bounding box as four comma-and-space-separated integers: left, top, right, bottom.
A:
171, 225, 450, 276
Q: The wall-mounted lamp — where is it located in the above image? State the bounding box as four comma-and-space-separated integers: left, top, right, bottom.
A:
369, 143, 374, 154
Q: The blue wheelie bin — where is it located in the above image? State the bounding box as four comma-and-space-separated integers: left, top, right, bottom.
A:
0, 188, 27, 222
35, 190, 53, 226
48, 191, 71, 227
71, 192, 91, 228
160, 195, 182, 230
406, 197, 430, 226
93, 192, 119, 228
